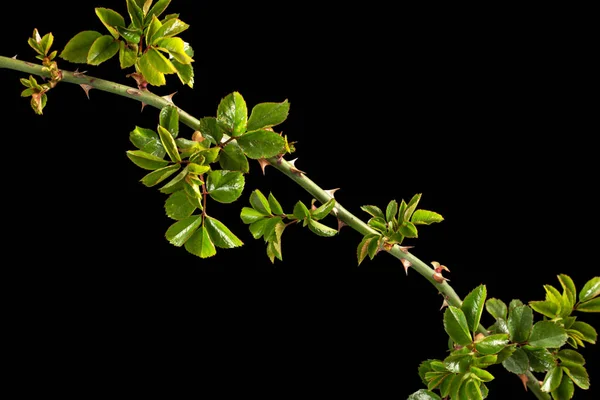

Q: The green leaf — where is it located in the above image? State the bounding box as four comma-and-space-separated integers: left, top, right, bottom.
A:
198, 117, 223, 145
116, 26, 142, 44
126, 0, 144, 28
266, 222, 285, 263
206, 170, 245, 203
165, 215, 201, 247
140, 163, 180, 187
185, 225, 217, 258
570, 321, 597, 344
151, 18, 189, 43
474, 334, 509, 355
308, 219, 337, 237
236, 129, 285, 159
95, 8, 125, 39
195, 148, 220, 165
407, 389, 441, 400
129, 126, 165, 158
172, 59, 194, 88
501, 347, 529, 374
142, 0, 152, 14
146, 47, 176, 74
155, 37, 193, 64
217, 92, 248, 135
145, 15, 162, 46
529, 300, 560, 319
529, 321, 568, 348
552, 375, 574, 400
464, 379, 483, 400
495, 345, 516, 363
561, 363, 589, 389
87, 35, 119, 65
385, 200, 398, 223
411, 209, 444, 225
485, 298, 508, 320
205, 217, 243, 249
399, 221, 418, 238
508, 305, 533, 343
578, 276, 600, 303
361, 205, 385, 219
509, 299, 524, 312
157, 125, 181, 162
60, 31, 103, 63
418, 360, 434, 385
183, 180, 202, 209
470, 366, 494, 382
357, 234, 379, 266
462, 285, 487, 334
293, 201, 310, 221
145, 0, 171, 23
557, 349, 584, 366
473, 354, 498, 368
444, 354, 473, 374
240, 207, 267, 224
220, 142, 249, 173
119, 41, 138, 68
523, 345, 556, 372
137, 53, 166, 86
250, 190, 271, 215
311, 199, 335, 220
544, 284, 565, 315
247, 100, 290, 131
268, 192, 284, 216
443, 306, 472, 346
575, 297, 600, 312
449, 373, 467, 399
126, 150, 170, 170
159, 105, 179, 138
542, 366, 564, 392
261, 217, 283, 242
404, 193, 422, 220
21, 88, 35, 97
558, 274, 577, 310
159, 166, 188, 194
165, 190, 196, 220
40, 33, 54, 55
368, 217, 387, 232
187, 163, 209, 175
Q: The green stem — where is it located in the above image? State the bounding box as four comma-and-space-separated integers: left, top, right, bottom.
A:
0, 55, 548, 399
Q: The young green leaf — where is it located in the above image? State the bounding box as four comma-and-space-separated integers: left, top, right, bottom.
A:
155, 37, 193, 64
165, 190, 196, 220
249, 218, 269, 239
570, 321, 597, 344
145, 0, 171, 23
561, 363, 590, 389
172, 59, 194, 88
219, 142, 249, 173
183, 180, 202, 209
145, 47, 177, 74
443, 306, 472, 346
205, 217, 243, 249
293, 201, 310, 220
418, 360, 435, 385
474, 334, 509, 355
544, 284, 565, 315
145, 15, 163, 46
368, 217, 387, 232
60, 31, 103, 63
185, 225, 216, 258
159, 166, 188, 194
501, 347, 529, 374
130, 126, 165, 158
236, 130, 286, 159
529, 300, 560, 319
165, 215, 201, 247
159, 105, 179, 138
357, 234, 379, 266
151, 18, 190, 43
194, 148, 220, 165
399, 221, 418, 238
126, 0, 144, 28
95, 8, 125, 39
575, 297, 599, 312
119, 41, 138, 68
528, 321, 568, 348
411, 209, 444, 225
246, 100, 290, 132
523, 345, 556, 372
308, 219, 337, 237
137, 53, 166, 86
140, 163, 180, 187
470, 366, 495, 383
249, 190, 271, 215
507, 305, 533, 343
461, 284, 487, 334
40, 33, 54, 55
262, 217, 283, 242
268, 192, 284, 216
385, 200, 398, 222
542, 366, 564, 392
464, 379, 483, 400
126, 150, 170, 170
407, 390, 441, 400
115, 26, 142, 44
87, 35, 119, 65
361, 205, 385, 219
217, 92, 247, 135
485, 298, 508, 320
552, 375, 574, 400
311, 199, 335, 220
187, 163, 209, 175
578, 276, 600, 303
404, 193, 422, 220
155, 126, 180, 163
240, 207, 267, 224
206, 170, 245, 203
558, 274, 577, 309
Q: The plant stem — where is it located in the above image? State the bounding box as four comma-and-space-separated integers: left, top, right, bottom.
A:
0, 55, 548, 399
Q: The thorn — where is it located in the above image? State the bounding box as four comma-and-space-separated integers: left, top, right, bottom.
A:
324, 188, 340, 198
401, 258, 412, 275
126, 88, 141, 96
440, 298, 449, 310
433, 272, 450, 283
141, 103, 147, 112
398, 246, 413, 254
162, 91, 177, 103
192, 131, 205, 143
431, 261, 450, 273
337, 218, 346, 232
518, 374, 529, 391
383, 242, 394, 252
310, 199, 317, 211
288, 158, 305, 176
257, 158, 270, 175
80, 84, 93, 99
332, 207, 339, 216
73, 69, 88, 77
11, 54, 17, 59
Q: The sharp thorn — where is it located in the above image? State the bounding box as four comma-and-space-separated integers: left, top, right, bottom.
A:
79, 84, 93, 99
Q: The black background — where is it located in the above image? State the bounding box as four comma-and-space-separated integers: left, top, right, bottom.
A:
1, 1, 598, 398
